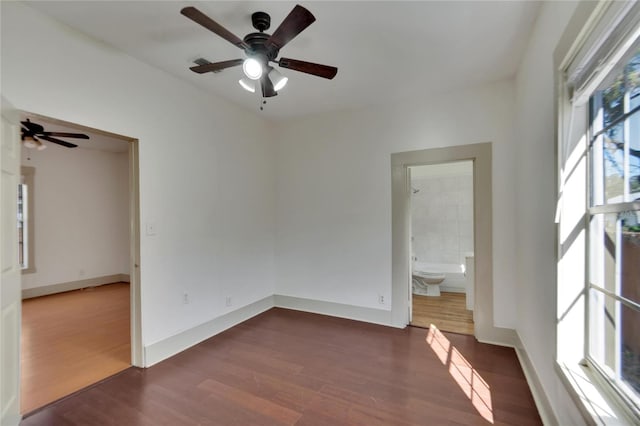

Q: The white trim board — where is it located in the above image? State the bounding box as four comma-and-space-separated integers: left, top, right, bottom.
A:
143, 294, 519, 369
274, 294, 395, 328
514, 331, 558, 426
144, 296, 275, 367
144, 295, 396, 368
21, 274, 130, 299
438, 286, 466, 294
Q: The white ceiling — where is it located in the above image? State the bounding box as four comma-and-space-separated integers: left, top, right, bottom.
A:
26, 1, 541, 121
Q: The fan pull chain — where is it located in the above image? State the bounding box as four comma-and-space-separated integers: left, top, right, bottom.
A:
259, 99, 267, 111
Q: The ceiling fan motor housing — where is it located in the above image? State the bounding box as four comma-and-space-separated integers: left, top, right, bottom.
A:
243, 32, 279, 61
251, 11, 270, 32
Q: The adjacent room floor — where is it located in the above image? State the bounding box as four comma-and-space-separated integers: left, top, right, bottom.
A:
21, 282, 130, 414
21, 307, 540, 425
411, 292, 475, 335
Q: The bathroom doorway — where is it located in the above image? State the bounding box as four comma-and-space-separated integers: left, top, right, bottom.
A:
409, 160, 475, 335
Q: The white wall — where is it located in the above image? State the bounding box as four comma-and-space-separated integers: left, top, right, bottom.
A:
514, 0, 584, 424
20, 145, 129, 290
1, 2, 276, 348
275, 80, 518, 328
410, 162, 474, 267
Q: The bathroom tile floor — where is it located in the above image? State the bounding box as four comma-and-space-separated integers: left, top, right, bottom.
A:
411, 292, 474, 335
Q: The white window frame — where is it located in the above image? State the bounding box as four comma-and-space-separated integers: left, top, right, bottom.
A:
586, 76, 640, 413
556, 1, 640, 424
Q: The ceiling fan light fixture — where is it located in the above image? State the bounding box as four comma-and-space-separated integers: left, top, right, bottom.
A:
269, 68, 288, 91
239, 77, 256, 93
36, 141, 47, 151
22, 135, 38, 149
242, 57, 263, 80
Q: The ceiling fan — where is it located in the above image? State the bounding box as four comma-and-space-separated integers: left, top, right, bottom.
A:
180, 4, 338, 98
21, 119, 89, 150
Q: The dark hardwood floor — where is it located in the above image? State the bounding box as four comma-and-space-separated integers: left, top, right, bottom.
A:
21, 308, 541, 425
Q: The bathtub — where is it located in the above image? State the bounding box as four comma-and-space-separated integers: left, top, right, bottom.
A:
413, 262, 466, 293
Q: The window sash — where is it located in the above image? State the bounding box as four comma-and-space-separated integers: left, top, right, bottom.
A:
584, 355, 640, 416
590, 103, 640, 142
590, 285, 640, 312
568, 1, 640, 104
583, 20, 640, 416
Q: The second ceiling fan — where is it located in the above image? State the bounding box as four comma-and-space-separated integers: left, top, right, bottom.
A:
181, 4, 338, 98
21, 119, 89, 150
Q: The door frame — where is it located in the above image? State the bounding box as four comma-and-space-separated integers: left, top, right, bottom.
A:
391, 142, 514, 344
1, 97, 23, 426
127, 137, 142, 367
406, 159, 475, 325
18, 111, 143, 368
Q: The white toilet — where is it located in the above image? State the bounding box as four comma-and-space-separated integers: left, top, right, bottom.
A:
412, 271, 446, 296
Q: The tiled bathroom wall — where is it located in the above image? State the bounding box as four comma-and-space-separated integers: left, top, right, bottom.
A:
411, 163, 474, 266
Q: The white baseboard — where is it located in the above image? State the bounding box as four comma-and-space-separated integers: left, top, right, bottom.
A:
514, 331, 558, 426
144, 295, 394, 368
440, 285, 466, 293
2, 414, 21, 426
144, 295, 275, 367
144, 295, 401, 368
475, 326, 517, 347
140, 293, 525, 392
274, 294, 396, 327
22, 274, 130, 299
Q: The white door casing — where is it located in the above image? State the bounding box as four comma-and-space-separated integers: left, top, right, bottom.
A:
1, 97, 22, 425
406, 166, 413, 323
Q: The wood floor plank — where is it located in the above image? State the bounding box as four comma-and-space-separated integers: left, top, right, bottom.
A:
21, 308, 541, 425
197, 378, 302, 425
21, 283, 131, 414
411, 292, 474, 334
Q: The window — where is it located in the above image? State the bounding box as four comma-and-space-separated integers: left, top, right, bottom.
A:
17, 182, 27, 268
557, 2, 640, 422
588, 45, 640, 411
19, 166, 36, 273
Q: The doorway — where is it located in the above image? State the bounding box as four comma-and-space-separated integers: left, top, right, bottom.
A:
408, 161, 474, 335
17, 112, 141, 414
391, 142, 514, 344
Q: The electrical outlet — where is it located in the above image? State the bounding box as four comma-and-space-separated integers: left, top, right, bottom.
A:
146, 222, 157, 236
183, 292, 189, 304
225, 296, 232, 307
378, 294, 385, 305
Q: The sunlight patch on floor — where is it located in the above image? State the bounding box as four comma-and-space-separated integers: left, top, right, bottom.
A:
426, 324, 494, 423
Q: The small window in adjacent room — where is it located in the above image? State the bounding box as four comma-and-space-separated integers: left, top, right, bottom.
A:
18, 182, 27, 268
19, 166, 36, 273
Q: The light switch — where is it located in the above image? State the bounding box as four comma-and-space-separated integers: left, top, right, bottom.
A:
146, 222, 157, 236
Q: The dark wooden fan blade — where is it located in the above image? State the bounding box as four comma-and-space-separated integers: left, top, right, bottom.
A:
38, 135, 78, 148
261, 74, 277, 98
181, 7, 249, 50
265, 5, 315, 51
21, 119, 44, 133
190, 59, 243, 74
41, 132, 89, 139
278, 58, 337, 79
